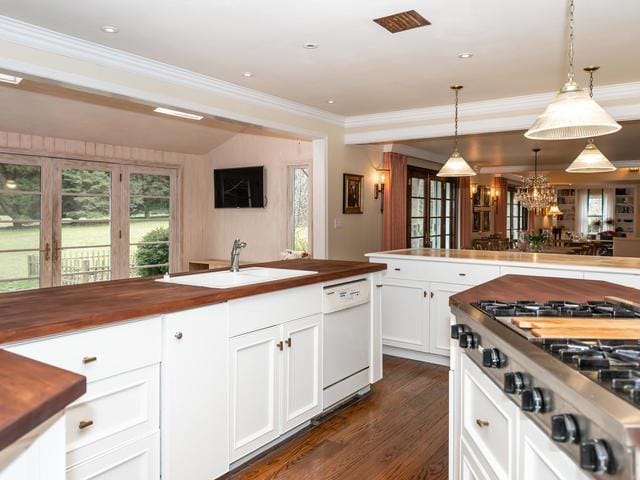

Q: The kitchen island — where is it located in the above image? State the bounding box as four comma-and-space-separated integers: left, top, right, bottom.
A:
366, 248, 640, 365
447, 274, 640, 480
0, 259, 386, 480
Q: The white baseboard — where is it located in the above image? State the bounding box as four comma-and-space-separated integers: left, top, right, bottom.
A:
383, 345, 450, 367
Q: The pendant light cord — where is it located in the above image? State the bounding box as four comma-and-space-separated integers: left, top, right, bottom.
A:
568, 0, 575, 82
454, 88, 459, 151
588, 69, 594, 98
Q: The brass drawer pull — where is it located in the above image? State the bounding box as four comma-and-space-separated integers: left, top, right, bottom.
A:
375, 284, 383, 288
285, 337, 292, 348
476, 419, 490, 428
78, 420, 94, 430
394, 268, 401, 271
276, 341, 284, 351
82, 356, 97, 364
458, 273, 467, 277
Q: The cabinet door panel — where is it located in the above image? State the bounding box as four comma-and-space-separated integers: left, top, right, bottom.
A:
381, 280, 429, 352
162, 305, 229, 480
282, 314, 322, 432
229, 325, 281, 462
430, 282, 468, 357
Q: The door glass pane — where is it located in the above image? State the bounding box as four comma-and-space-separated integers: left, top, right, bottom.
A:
0, 162, 42, 292
410, 238, 422, 248
411, 178, 425, 197
411, 218, 424, 237
290, 166, 309, 252
130, 173, 171, 277
411, 198, 425, 217
430, 181, 441, 199
430, 199, 442, 217
60, 167, 112, 286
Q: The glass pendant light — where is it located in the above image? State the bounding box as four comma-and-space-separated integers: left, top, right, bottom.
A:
437, 85, 476, 177
524, 0, 621, 141
566, 66, 617, 173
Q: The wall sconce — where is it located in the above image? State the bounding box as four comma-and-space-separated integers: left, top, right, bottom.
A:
490, 187, 499, 212
470, 183, 478, 199
374, 169, 388, 213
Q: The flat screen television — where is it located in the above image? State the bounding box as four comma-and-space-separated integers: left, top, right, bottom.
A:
214, 166, 265, 208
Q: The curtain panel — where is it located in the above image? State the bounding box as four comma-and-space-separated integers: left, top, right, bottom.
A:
382, 152, 408, 250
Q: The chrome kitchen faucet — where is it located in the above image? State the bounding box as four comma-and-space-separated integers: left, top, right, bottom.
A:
230, 239, 247, 272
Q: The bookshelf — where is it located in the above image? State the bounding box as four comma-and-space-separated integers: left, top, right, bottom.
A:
556, 188, 576, 232
615, 187, 635, 235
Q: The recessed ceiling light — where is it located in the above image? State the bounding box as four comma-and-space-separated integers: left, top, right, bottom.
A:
154, 107, 203, 121
0, 73, 23, 84
326, 99, 335, 104
101, 25, 119, 34
458, 52, 473, 59
303, 42, 319, 49
241, 72, 253, 77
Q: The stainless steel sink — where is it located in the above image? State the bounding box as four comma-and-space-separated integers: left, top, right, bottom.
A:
156, 267, 318, 289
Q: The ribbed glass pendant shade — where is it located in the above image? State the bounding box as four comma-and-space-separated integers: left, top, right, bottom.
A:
525, 81, 621, 140
566, 139, 616, 173
437, 150, 476, 177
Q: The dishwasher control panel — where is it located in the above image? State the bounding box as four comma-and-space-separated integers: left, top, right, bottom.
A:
322, 279, 370, 313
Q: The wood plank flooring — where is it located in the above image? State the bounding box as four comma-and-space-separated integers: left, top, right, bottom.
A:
226, 355, 449, 480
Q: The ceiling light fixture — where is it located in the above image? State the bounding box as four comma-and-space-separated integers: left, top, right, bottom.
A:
566, 66, 617, 173
457, 52, 473, 59
303, 42, 318, 49
0, 73, 23, 85
101, 25, 119, 34
437, 85, 476, 177
524, 0, 621, 140
241, 72, 253, 77
547, 203, 563, 216
154, 107, 203, 121
515, 148, 556, 213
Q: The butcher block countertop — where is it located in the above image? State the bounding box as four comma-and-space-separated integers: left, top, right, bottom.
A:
367, 248, 640, 274
450, 274, 640, 310
0, 349, 85, 452
0, 259, 385, 454
0, 259, 385, 346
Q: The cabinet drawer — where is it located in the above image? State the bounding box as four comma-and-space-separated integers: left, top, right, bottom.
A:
66, 365, 160, 467
429, 262, 500, 286
461, 354, 518, 480
381, 258, 426, 280
228, 285, 321, 337
66, 432, 160, 480
500, 266, 583, 279
6, 318, 161, 383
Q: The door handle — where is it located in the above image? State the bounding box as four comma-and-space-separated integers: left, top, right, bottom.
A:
52, 240, 59, 261
44, 242, 50, 261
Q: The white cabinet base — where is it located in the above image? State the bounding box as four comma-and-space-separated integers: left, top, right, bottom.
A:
323, 368, 370, 410
382, 345, 449, 367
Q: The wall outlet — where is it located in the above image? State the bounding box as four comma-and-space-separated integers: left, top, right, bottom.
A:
333, 218, 343, 229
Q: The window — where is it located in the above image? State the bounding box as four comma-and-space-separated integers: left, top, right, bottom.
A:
407, 167, 458, 249
0, 153, 178, 292
288, 165, 310, 253
587, 189, 604, 234
506, 186, 528, 240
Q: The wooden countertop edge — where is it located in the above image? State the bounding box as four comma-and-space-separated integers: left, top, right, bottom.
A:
0, 350, 86, 452
0, 260, 387, 345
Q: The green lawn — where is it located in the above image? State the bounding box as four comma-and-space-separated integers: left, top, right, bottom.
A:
0, 218, 168, 292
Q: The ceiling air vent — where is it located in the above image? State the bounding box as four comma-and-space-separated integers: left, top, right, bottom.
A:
373, 10, 431, 34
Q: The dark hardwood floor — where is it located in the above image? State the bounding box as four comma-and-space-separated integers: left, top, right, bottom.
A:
226, 355, 449, 480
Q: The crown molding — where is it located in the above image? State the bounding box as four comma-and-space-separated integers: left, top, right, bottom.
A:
0, 15, 345, 127
344, 82, 640, 129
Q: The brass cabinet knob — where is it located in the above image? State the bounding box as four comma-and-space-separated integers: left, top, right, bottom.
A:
476, 419, 490, 428
276, 341, 284, 351
78, 420, 94, 430
82, 356, 97, 364
285, 338, 292, 348
174, 332, 183, 340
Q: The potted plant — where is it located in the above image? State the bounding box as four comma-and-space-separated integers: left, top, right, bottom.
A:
527, 232, 545, 253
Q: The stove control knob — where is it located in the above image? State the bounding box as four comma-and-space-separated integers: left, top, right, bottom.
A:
450, 324, 469, 340
459, 332, 479, 349
504, 372, 527, 394
482, 348, 507, 368
580, 439, 611, 473
521, 388, 546, 413
551, 414, 579, 443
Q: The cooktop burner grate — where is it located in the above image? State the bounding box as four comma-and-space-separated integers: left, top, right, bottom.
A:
473, 299, 640, 318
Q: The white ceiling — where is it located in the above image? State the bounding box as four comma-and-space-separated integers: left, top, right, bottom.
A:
1, 0, 638, 116
401, 121, 640, 171
0, 81, 251, 154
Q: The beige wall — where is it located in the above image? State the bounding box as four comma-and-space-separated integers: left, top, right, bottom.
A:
0, 130, 211, 270
204, 133, 312, 262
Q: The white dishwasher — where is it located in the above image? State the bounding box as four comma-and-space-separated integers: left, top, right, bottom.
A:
322, 278, 371, 409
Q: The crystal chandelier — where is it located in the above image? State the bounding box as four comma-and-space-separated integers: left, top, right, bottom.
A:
437, 85, 476, 177
515, 148, 557, 214
524, 0, 621, 141
566, 66, 617, 173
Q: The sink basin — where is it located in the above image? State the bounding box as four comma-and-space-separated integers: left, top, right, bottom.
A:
156, 267, 318, 289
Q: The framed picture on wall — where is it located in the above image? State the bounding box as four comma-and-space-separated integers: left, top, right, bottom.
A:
343, 173, 364, 214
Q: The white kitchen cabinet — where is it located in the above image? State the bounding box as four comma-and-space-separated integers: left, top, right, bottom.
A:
430, 282, 467, 357
229, 325, 282, 462
381, 279, 429, 352
229, 314, 323, 463
519, 414, 589, 480
499, 266, 583, 279
460, 437, 491, 480
282, 315, 322, 433
161, 304, 229, 480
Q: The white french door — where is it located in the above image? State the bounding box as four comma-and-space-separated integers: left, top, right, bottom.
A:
0, 153, 178, 292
